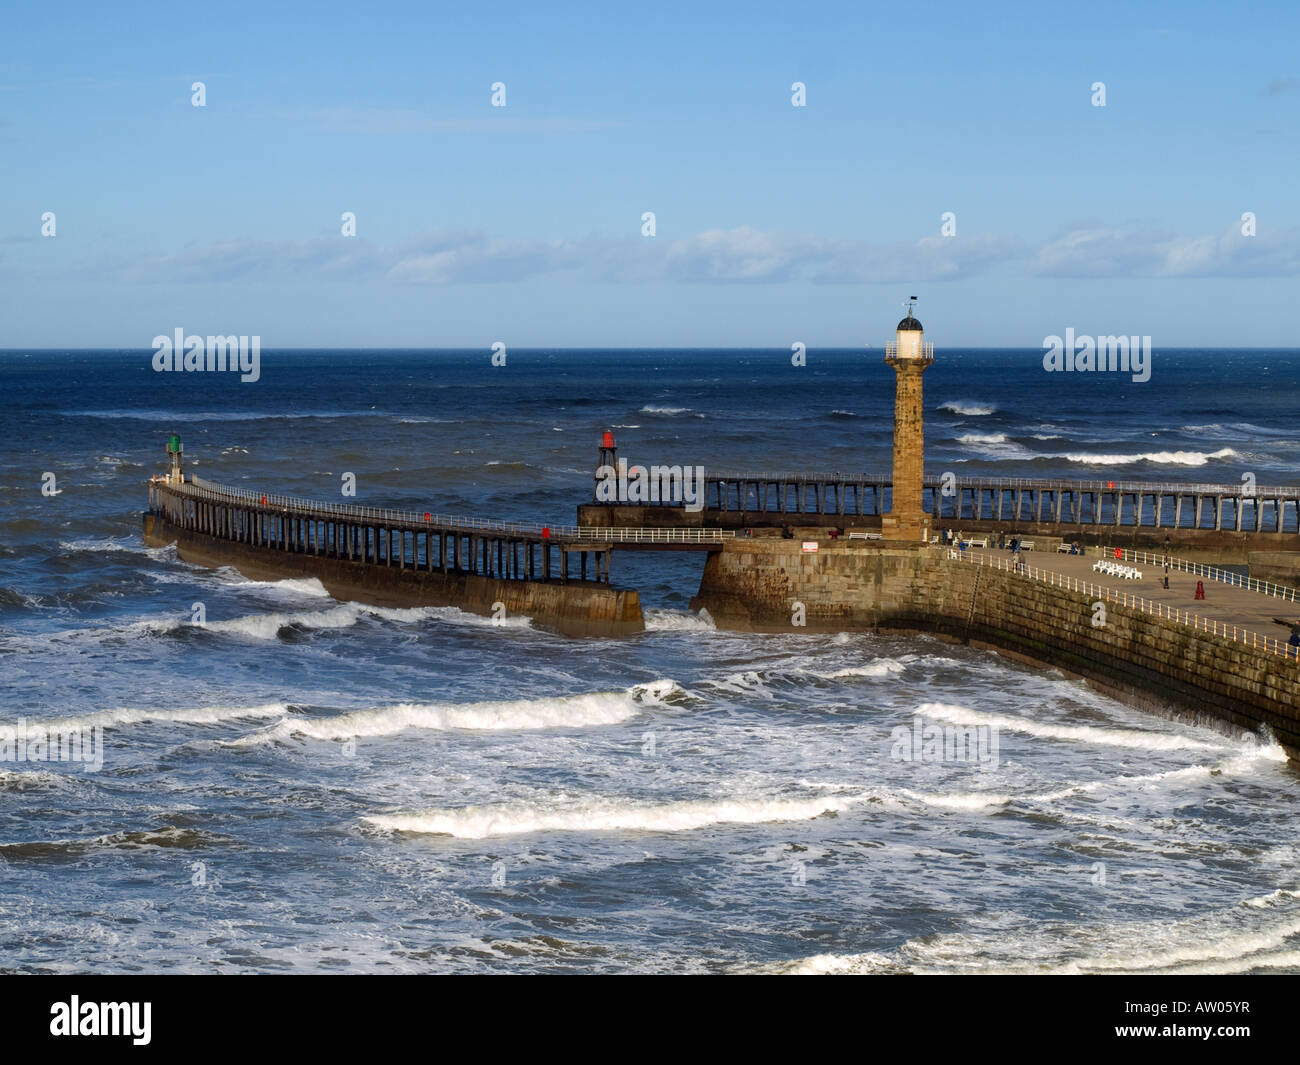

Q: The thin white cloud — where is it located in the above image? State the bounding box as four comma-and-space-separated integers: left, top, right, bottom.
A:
24, 223, 1299, 287
98, 226, 1022, 286
119, 237, 390, 283
1032, 224, 1300, 278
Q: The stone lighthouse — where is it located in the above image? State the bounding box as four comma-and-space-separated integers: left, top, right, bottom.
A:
880, 298, 934, 542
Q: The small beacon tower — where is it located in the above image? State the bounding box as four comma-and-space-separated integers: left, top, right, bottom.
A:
165, 433, 184, 486
595, 430, 618, 500
881, 298, 934, 542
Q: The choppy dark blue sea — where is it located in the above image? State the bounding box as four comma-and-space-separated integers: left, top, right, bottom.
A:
2, 347, 1299, 973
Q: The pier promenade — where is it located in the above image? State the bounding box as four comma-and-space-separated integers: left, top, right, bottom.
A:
964, 546, 1300, 659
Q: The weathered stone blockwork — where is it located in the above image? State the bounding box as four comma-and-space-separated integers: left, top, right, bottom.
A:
691, 541, 1300, 756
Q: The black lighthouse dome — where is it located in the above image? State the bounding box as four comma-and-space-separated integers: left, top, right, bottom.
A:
896, 315, 923, 331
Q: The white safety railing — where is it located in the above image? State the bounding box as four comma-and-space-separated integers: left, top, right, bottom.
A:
884, 341, 935, 359
1113, 548, 1300, 603
707, 469, 891, 483
947, 547, 1300, 663
567, 527, 734, 544
165, 476, 733, 545
701, 470, 1300, 498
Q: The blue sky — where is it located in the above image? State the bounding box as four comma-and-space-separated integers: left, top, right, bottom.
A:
3, 0, 1298, 347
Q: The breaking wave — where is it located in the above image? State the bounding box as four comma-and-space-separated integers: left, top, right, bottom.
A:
915, 701, 1229, 752
1056, 447, 1239, 467
231, 680, 684, 745
366, 792, 857, 838
775, 899, 1300, 975
643, 609, 717, 632
9, 600, 534, 648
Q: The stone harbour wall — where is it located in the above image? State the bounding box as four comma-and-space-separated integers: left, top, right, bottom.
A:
690, 540, 1300, 757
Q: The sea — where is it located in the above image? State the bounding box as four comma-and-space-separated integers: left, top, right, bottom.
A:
2, 346, 1299, 974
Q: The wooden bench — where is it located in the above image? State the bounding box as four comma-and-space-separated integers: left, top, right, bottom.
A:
1018, 541, 1034, 552
848, 531, 883, 541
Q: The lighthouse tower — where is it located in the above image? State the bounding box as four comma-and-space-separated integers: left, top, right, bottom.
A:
880, 298, 934, 542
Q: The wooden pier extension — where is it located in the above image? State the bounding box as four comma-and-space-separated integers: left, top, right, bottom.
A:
579, 471, 1300, 559
145, 476, 650, 636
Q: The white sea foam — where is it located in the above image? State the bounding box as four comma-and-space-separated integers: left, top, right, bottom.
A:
204, 603, 364, 639
892, 741, 1282, 814
939, 402, 995, 416
782, 951, 895, 974
896, 788, 1017, 811
1056, 447, 1238, 467
58, 536, 149, 555
16, 599, 533, 649
639, 405, 690, 415
703, 670, 777, 697
33, 702, 292, 732
366, 792, 856, 838
779, 902, 1300, 975
1243, 887, 1300, 908
804, 660, 907, 681
225, 575, 332, 598
956, 432, 1008, 445
702, 658, 906, 694
643, 609, 717, 632
1158, 949, 1300, 975
915, 701, 1226, 752
231, 680, 681, 745
0, 766, 80, 789
1049, 915, 1300, 975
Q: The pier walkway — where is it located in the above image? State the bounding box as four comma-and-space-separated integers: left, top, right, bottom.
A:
961, 546, 1300, 660
150, 476, 732, 588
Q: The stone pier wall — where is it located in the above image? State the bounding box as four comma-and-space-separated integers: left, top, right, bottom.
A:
1247, 551, 1300, 591
144, 513, 643, 637
690, 540, 1300, 756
